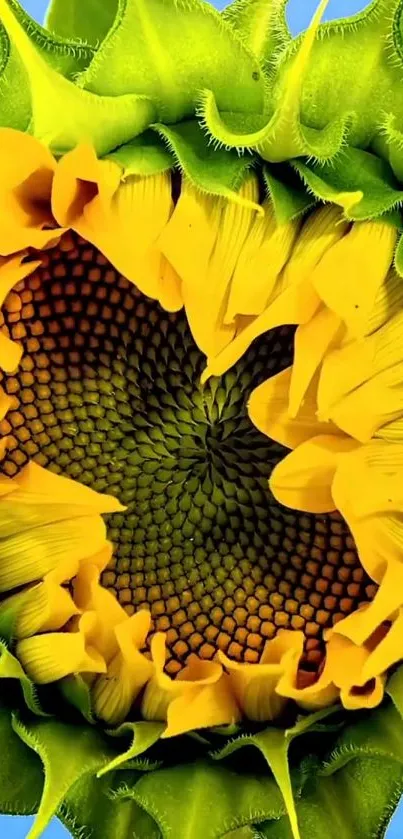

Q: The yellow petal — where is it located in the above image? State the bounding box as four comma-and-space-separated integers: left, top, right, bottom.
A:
0, 510, 109, 592
11, 461, 124, 514
16, 612, 106, 684
276, 660, 339, 711
340, 677, 385, 711
281, 205, 350, 290
332, 560, 403, 646
318, 308, 403, 426
269, 434, 358, 514
332, 440, 403, 519
312, 221, 397, 338
141, 633, 235, 736
225, 201, 300, 320
162, 176, 259, 357
92, 610, 154, 726
163, 674, 240, 738
289, 307, 344, 417
52, 144, 175, 302
0, 556, 80, 639
322, 623, 387, 710
202, 277, 321, 383
0, 129, 62, 255
158, 257, 183, 313
218, 630, 304, 722
366, 268, 403, 336
362, 612, 403, 683
73, 560, 127, 663
248, 367, 340, 450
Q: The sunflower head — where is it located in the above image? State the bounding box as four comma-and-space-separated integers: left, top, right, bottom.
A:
1, 1, 403, 839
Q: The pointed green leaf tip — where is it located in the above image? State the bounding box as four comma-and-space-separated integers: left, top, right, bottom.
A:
0, 0, 157, 155
77, 0, 265, 124
222, 0, 291, 72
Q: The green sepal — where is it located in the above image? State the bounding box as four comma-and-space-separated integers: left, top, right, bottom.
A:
387, 664, 403, 716
60, 770, 162, 839
292, 148, 403, 221
259, 700, 403, 839
0, 0, 157, 155
394, 233, 403, 276
77, 0, 265, 124
98, 721, 164, 776
259, 756, 403, 839
263, 163, 316, 223
11, 713, 119, 839
268, 0, 403, 170
198, 1, 352, 164
0, 706, 44, 816
212, 707, 341, 839
0, 0, 96, 131
222, 0, 290, 72
105, 131, 174, 177
58, 674, 96, 724
0, 641, 50, 717
152, 120, 261, 209
45, 0, 118, 47
113, 758, 287, 838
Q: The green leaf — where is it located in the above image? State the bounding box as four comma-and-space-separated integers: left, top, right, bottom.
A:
152, 120, 260, 207
114, 758, 287, 838
106, 131, 174, 177
98, 721, 164, 776
222, 0, 290, 71
292, 148, 403, 221
0, 0, 157, 154
45, 0, 118, 47
77, 0, 265, 123
0, 641, 50, 717
263, 163, 316, 223
212, 708, 341, 839
60, 770, 161, 839
0, 706, 44, 815
11, 714, 118, 838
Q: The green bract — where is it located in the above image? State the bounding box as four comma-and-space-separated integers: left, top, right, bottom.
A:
1, 0, 403, 837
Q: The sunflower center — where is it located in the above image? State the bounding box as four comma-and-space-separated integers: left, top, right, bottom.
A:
0, 235, 376, 674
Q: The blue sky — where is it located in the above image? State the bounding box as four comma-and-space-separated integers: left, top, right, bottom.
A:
3, 0, 403, 837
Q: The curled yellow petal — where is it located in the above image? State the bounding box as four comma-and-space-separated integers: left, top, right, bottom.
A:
362, 612, 403, 683
92, 610, 154, 726
269, 434, 358, 514
141, 634, 239, 737
276, 662, 339, 712
16, 612, 106, 684
219, 630, 304, 722
324, 626, 386, 711
0, 128, 62, 255
73, 558, 128, 664
52, 144, 177, 305
312, 221, 397, 338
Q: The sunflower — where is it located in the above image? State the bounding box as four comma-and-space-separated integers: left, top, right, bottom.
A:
1, 0, 403, 837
